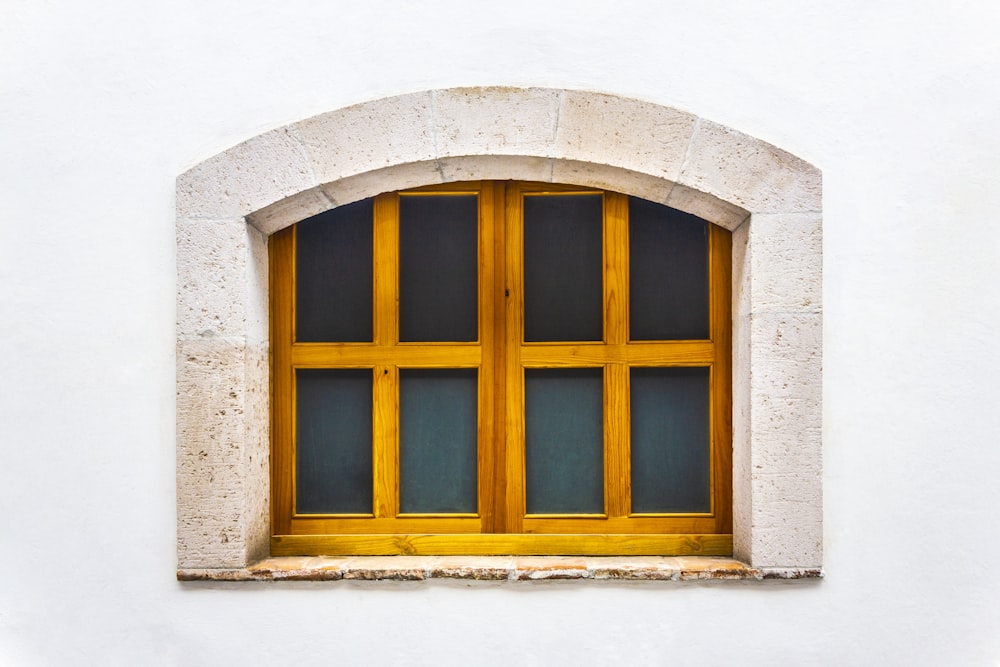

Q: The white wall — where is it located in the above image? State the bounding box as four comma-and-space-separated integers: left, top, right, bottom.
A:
2, 1, 998, 663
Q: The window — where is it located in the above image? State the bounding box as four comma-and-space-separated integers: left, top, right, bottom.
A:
269, 181, 731, 556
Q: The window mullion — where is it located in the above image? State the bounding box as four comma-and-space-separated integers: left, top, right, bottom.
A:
372, 194, 400, 519
480, 181, 506, 533
603, 191, 630, 519
503, 182, 525, 534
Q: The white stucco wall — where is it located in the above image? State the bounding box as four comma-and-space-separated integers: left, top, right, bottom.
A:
2, 1, 998, 664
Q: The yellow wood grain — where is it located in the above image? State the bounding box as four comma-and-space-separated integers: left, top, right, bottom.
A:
519, 342, 714, 366
503, 183, 526, 534
605, 363, 630, 519
291, 344, 481, 367
270, 181, 734, 554
272, 533, 733, 556
709, 223, 733, 533
269, 226, 295, 534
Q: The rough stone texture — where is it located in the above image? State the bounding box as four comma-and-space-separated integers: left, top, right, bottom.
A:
177, 556, 822, 582
176, 126, 317, 220
320, 161, 444, 208
295, 91, 437, 185
666, 183, 749, 231
177, 218, 251, 338
555, 90, 696, 180
748, 312, 823, 568
731, 219, 753, 564
431, 87, 562, 157
551, 160, 675, 205
679, 119, 822, 214
176, 339, 250, 568
746, 212, 823, 313
439, 155, 554, 184
176, 87, 824, 573
247, 186, 333, 237
732, 210, 823, 568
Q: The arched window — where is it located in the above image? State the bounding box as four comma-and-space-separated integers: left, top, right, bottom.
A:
176, 88, 822, 575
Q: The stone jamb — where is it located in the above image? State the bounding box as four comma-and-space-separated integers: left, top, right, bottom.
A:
176, 86, 822, 573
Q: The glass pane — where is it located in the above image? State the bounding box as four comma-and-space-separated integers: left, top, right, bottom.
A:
525, 369, 603, 514
523, 194, 603, 341
296, 369, 373, 514
399, 369, 478, 513
296, 199, 373, 342
629, 197, 709, 340
399, 195, 478, 342
630, 367, 710, 513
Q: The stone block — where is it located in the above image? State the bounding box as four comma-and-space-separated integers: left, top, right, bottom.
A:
432, 87, 561, 157
679, 120, 821, 214
748, 212, 822, 313
555, 90, 696, 181
242, 341, 271, 564
750, 313, 823, 401
750, 484, 824, 568
295, 91, 436, 185
176, 338, 252, 568
176, 126, 317, 220
177, 218, 251, 339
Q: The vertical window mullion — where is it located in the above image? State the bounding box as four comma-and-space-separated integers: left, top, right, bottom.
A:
604, 192, 630, 518
479, 182, 504, 533
504, 184, 525, 534
372, 194, 399, 518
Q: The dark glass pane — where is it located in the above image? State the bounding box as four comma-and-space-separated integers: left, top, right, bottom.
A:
399, 195, 478, 342
296, 369, 373, 514
523, 195, 603, 341
296, 199, 373, 342
630, 367, 710, 513
629, 197, 709, 340
525, 369, 604, 514
399, 369, 478, 513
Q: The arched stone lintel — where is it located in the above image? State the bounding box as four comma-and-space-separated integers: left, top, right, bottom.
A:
177, 87, 819, 226
175, 87, 823, 570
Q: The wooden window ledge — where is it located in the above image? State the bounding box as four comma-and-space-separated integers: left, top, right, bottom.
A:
178, 556, 821, 582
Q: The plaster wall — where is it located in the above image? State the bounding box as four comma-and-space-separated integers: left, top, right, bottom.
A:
2, 1, 999, 664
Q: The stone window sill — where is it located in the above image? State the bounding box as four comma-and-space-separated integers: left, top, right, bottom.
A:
178, 556, 822, 582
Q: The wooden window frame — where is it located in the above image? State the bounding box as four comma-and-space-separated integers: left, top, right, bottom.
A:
269, 181, 731, 556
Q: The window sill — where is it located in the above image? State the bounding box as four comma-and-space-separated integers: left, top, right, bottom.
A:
177, 556, 822, 582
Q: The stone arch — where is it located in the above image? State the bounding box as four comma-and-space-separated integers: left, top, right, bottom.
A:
176, 87, 822, 571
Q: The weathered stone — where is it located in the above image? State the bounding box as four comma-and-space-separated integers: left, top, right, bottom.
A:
556, 90, 696, 180
432, 87, 562, 157
295, 91, 436, 185
176, 126, 317, 220
679, 119, 822, 214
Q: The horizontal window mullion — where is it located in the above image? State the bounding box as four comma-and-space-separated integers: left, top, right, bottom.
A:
287, 517, 483, 534
519, 342, 715, 366
291, 344, 482, 367
521, 516, 720, 534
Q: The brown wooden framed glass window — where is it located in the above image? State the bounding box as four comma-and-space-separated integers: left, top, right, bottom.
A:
269, 181, 731, 556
